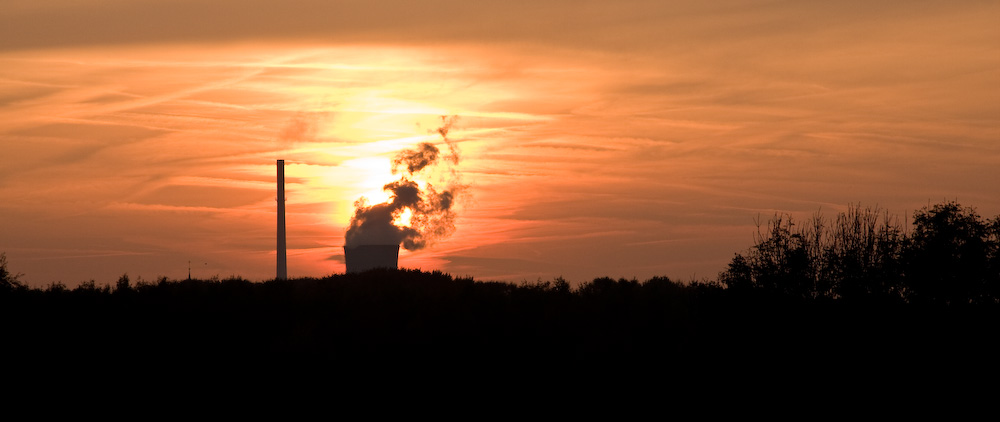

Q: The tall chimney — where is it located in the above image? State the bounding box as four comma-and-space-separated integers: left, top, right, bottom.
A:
277, 159, 287, 280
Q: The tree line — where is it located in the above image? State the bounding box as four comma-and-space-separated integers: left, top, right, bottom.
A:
2, 201, 998, 378
719, 201, 1000, 305
4, 200, 999, 307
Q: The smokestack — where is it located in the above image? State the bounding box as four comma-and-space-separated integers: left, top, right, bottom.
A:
277, 159, 287, 280
344, 244, 399, 273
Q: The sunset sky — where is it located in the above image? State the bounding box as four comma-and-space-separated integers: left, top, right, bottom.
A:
2, 1, 998, 287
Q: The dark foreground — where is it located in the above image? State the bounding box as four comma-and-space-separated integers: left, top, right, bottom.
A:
3, 269, 998, 386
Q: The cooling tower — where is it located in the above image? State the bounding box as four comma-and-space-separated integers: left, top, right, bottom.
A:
344, 244, 399, 273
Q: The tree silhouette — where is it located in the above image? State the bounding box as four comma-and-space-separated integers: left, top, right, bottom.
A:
720, 201, 1000, 305
0, 252, 25, 291
903, 201, 997, 305
719, 212, 822, 298
116, 273, 131, 292
822, 205, 905, 301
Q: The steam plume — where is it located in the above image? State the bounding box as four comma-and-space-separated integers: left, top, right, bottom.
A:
345, 116, 462, 251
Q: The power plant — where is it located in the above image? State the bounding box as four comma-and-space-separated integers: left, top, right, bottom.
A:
344, 244, 399, 273
276, 159, 287, 280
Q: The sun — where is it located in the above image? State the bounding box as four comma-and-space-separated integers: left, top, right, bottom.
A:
393, 207, 414, 227
337, 156, 395, 205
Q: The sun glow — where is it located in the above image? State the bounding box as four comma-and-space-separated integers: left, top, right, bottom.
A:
393, 207, 413, 227
338, 156, 395, 206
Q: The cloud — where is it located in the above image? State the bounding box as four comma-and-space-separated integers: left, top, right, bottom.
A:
6, 0, 986, 53
278, 111, 327, 142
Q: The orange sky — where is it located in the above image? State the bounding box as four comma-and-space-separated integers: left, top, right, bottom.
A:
1, 1, 998, 287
